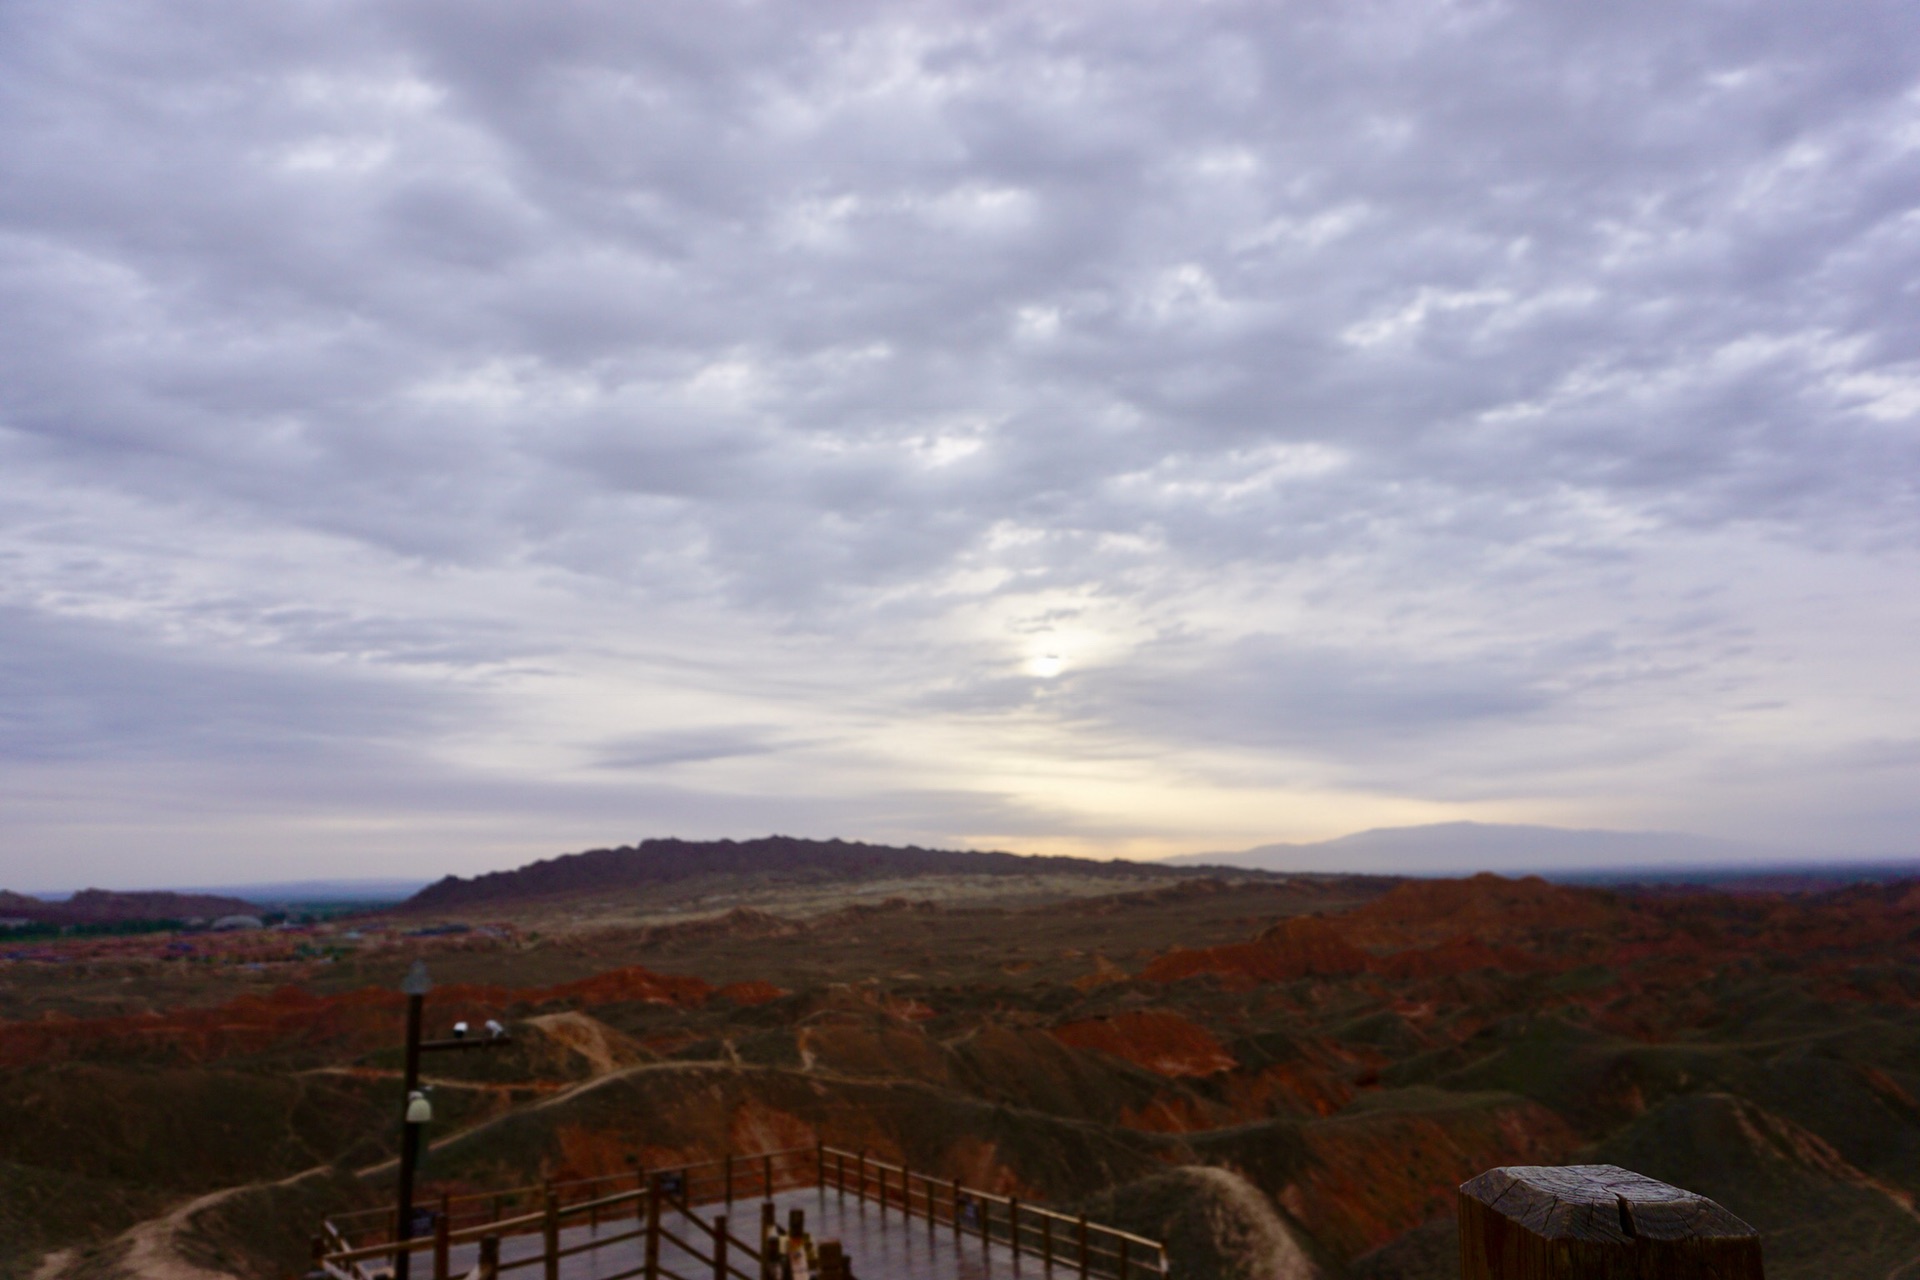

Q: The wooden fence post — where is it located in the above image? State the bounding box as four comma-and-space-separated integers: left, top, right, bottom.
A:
1041, 1213, 1053, 1271
478, 1236, 500, 1280
645, 1175, 663, 1280
1459, 1165, 1764, 1280
714, 1215, 729, 1280
953, 1180, 964, 1247
877, 1165, 888, 1219
1117, 1237, 1129, 1280
836, 1153, 846, 1202
763, 1154, 774, 1199
434, 1196, 451, 1280
1076, 1215, 1089, 1280
1009, 1198, 1021, 1265
542, 1186, 560, 1280
726, 1154, 735, 1209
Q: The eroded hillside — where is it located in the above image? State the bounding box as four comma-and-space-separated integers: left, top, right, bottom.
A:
5, 869, 1919, 1280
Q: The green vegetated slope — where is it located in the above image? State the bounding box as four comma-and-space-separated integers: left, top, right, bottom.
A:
4, 860, 1920, 1280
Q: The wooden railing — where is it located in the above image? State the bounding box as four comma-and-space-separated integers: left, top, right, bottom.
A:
317, 1144, 1167, 1280
820, 1145, 1168, 1280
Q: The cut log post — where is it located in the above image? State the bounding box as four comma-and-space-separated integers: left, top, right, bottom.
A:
1459, 1165, 1764, 1280
818, 1240, 846, 1280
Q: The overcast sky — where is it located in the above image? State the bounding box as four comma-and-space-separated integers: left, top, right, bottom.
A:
4, 0, 1919, 890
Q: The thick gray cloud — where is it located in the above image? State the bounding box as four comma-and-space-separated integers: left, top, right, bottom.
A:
2, 0, 1918, 886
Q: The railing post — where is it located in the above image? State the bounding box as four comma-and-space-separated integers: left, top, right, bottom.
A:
953, 1180, 964, 1247
816, 1140, 825, 1190
1458, 1165, 1764, 1280
1010, 1198, 1021, 1266
1077, 1215, 1089, 1280
1118, 1237, 1129, 1280
1041, 1213, 1052, 1271
763, 1154, 774, 1199
542, 1186, 560, 1280
715, 1215, 729, 1280
726, 1154, 735, 1209
646, 1174, 662, 1280
434, 1196, 451, 1280
478, 1236, 500, 1280
877, 1165, 888, 1218
836, 1153, 846, 1202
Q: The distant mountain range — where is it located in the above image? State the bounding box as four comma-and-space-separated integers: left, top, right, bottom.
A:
0, 888, 263, 925
1162, 821, 1855, 878
402, 834, 1210, 914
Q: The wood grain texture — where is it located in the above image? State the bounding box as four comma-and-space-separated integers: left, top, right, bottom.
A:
1459, 1165, 1764, 1280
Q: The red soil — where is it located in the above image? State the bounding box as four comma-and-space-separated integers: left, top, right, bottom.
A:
0, 963, 714, 1067
1048, 1010, 1237, 1078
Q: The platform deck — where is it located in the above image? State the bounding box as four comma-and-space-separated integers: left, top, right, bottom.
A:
438, 1185, 1029, 1280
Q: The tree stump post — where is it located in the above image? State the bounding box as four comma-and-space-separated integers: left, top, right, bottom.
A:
1459, 1165, 1764, 1279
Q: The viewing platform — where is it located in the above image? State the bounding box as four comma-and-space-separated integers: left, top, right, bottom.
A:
317, 1146, 1169, 1280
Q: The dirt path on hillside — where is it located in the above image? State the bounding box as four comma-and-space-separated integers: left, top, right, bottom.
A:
53, 1163, 334, 1280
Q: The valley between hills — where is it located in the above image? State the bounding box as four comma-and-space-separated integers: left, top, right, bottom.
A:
5, 837, 1920, 1280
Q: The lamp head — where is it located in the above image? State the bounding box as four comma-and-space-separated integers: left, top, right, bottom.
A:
452, 1021, 469, 1039
405, 1090, 433, 1124
400, 960, 432, 997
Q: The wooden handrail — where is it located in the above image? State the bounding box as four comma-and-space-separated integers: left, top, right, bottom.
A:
323, 1142, 1168, 1279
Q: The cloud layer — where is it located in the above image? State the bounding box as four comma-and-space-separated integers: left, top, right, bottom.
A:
3, 0, 1918, 886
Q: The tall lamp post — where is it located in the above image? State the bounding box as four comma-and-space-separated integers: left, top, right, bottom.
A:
393, 960, 511, 1280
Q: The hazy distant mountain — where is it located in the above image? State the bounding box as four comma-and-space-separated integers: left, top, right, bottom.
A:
167, 878, 431, 904
1164, 821, 1802, 876
0, 887, 263, 925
